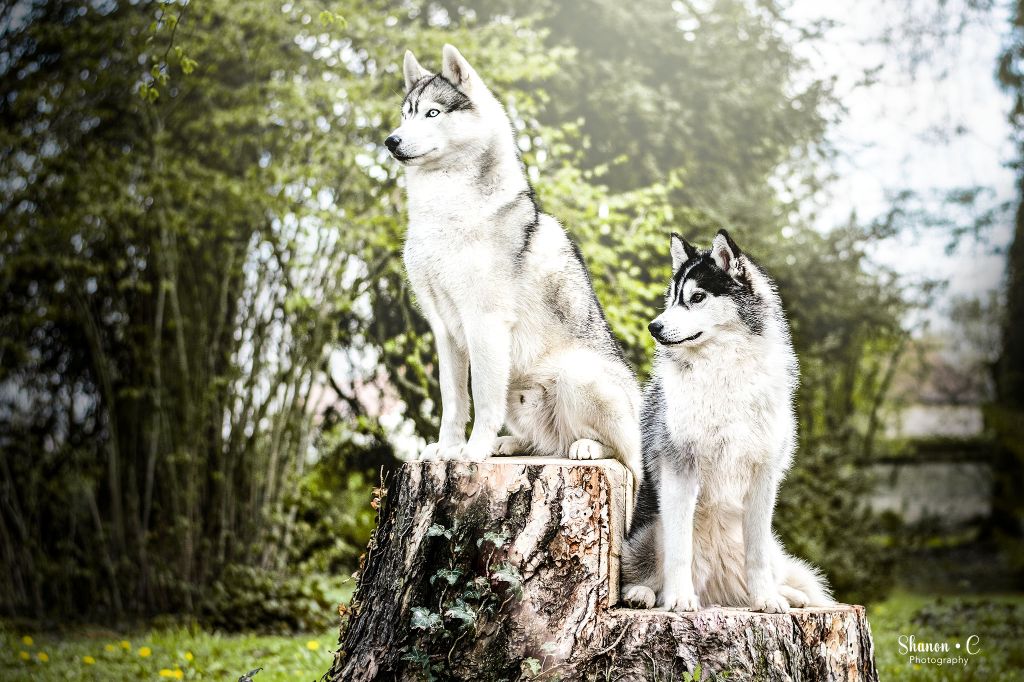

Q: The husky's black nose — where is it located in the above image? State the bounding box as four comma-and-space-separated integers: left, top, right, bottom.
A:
384, 135, 401, 152
648, 320, 664, 338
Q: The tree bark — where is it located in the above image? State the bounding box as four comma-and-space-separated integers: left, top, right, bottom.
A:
326, 458, 878, 681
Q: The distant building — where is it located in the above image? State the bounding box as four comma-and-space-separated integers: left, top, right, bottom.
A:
870, 339, 995, 528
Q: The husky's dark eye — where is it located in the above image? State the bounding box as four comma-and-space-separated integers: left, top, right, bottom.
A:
425, 108, 440, 118
690, 291, 706, 305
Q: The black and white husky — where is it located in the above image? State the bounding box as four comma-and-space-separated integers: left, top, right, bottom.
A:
385, 45, 642, 481
621, 231, 832, 613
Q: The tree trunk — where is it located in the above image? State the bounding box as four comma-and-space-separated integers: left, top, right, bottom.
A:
326, 458, 878, 681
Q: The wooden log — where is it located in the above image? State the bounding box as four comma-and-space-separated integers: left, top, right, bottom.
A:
325, 458, 878, 682
591, 605, 877, 681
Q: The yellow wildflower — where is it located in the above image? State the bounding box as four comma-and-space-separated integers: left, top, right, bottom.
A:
105, 644, 116, 653
306, 640, 320, 651
37, 652, 49, 662
159, 670, 176, 678
20, 636, 33, 646
184, 651, 194, 662
18, 651, 29, 661
174, 670, 184, 680
138, 646, 152, 657
120, 640, 131, 650
83, 655, 96, 665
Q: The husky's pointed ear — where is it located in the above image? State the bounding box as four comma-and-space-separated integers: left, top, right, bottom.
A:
441, 44, 480, 91
670, 233, 698, 272
711, 229, 742, 275
403, 50, 429, 92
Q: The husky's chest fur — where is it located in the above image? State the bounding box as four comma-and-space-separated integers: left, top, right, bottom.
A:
657, 331, 797, 510
402, 166, 588, 374
404, 168, 519, 269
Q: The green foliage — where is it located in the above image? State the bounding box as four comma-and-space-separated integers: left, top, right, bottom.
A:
681, 663, 733, 682
402, 522, 520, 681
0, 0, 383, 618
467, 0, 832, 193
520, 656, 542, 678
0, 0, 915, 623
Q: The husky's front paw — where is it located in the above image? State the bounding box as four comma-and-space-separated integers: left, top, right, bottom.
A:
442, 441, 492, 462
658, 591, 701, 613
418, 442, 447, 461
750, 593, 791, 614
568, 438, 608, 460
622, 584, 656, 609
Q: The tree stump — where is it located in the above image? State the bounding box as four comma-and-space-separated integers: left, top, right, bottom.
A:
325, 458, 878, 681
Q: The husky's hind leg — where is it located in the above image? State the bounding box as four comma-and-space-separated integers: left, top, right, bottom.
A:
492, 435, 529, 456
546, 350, 643, 483
622, 584, 657, 608
621, 518, 662, 608
567, 438, 607, 460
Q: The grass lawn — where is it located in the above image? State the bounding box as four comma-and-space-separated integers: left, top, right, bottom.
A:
0, 622, 340, 681
869, 591, 1024, 681
3, 591, 1022, 680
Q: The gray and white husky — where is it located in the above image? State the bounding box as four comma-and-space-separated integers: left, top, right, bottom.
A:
386, 45, 642, 481
621, 231, 832, 613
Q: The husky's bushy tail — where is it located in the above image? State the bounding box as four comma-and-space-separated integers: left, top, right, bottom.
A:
778, 552, 834, 607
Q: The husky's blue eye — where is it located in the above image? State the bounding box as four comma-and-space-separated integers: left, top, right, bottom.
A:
690, 291, 706, 304
425, 108, 440, 118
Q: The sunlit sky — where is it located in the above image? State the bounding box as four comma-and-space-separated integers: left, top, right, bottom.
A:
790, 0, 1016, 332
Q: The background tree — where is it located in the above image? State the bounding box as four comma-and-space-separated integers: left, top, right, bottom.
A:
994, 0, 1024, 582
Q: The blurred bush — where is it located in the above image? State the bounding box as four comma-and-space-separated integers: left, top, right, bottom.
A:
284, 423, 396, 576
201, 566, 337, 634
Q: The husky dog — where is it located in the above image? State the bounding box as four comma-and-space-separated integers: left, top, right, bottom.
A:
385, 45, 642, 481
621, 230, 832, 613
